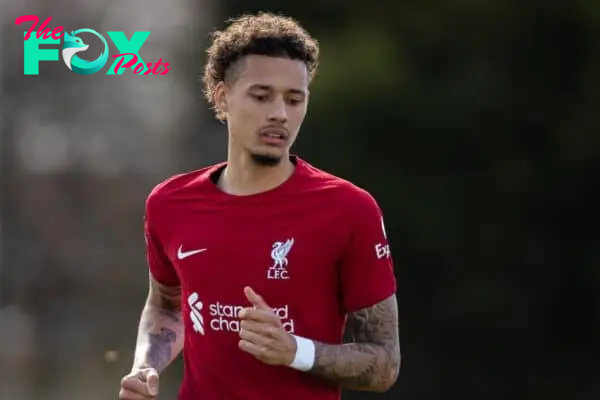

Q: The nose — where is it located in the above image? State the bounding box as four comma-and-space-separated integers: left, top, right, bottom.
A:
267, 97, 288, 123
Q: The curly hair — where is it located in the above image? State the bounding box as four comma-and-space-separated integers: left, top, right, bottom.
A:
202, 12, 320, 120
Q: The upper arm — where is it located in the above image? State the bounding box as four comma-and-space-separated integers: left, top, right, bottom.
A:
339, 189, 397, 313
144, 192, 180, 287
144, 189, 181, 312
347, 294, 401, 380
347, 294, 399, 347
147, 273, 182, 313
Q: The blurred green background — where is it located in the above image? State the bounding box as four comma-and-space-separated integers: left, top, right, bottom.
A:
1, 0, 598, 399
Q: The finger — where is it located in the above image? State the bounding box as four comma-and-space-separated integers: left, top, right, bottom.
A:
240, 319, 264, 332
244, 286, 271, 310
239, 338, 268, 358
119, 387, 154, 400
239, 309, 281, 326
239, 326, 272, 347
144, 369, 159, 396
242, 320, 283, 339
121, 377, 152, 397
237, 306, 254, 319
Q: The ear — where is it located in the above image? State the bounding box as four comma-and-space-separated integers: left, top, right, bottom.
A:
213, 81, 229, 116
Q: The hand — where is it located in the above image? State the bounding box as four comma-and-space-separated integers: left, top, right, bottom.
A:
119, 367, 160, 399
238, 286, 297, 366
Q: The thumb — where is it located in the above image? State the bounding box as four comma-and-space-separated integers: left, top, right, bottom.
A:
144, 368, 160, 396
244, 286, 270, 310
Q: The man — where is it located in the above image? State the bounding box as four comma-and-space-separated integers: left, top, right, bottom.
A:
119, 12, 400, 400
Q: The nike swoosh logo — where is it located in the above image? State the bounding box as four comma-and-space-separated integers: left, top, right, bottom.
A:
177, 245, 207, 260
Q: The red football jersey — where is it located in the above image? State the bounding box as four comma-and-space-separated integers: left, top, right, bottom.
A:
144, 155, 397, 400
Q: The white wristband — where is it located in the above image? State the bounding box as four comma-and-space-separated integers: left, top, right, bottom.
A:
289, 335, 316, 371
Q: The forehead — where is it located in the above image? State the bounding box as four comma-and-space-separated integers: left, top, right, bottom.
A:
233, 55, 308, 91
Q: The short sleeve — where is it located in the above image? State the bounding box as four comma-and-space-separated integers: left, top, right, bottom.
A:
339, 192, 397, 313
144, 194, 180, 286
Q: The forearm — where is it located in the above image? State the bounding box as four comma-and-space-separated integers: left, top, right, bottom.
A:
307, 296, 400, 392
309, 340, 400, 392
132, 304, 184, 373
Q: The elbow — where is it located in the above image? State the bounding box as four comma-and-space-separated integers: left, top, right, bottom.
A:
347, 364, 400, 393
373, 355, 400, 392
372, 370, 399, 393
387, 362, 401, 391
375, 373, 399, 393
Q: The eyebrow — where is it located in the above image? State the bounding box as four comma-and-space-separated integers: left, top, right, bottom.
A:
248, 84, 306, 96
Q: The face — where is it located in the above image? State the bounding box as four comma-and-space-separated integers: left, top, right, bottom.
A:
215, 55, 309, 166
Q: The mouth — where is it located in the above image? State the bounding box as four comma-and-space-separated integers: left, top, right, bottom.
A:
259, 128, 288, 146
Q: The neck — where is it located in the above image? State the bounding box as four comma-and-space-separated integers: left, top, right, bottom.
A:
219, 149, 295, 196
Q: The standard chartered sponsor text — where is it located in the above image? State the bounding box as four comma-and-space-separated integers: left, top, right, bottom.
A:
208, 302, 295, 333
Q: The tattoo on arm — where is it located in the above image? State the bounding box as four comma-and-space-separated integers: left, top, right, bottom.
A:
134, 275, 184, 372
309, 295, 400, 391
148, 275, 182, 314
147, 326, 177, 371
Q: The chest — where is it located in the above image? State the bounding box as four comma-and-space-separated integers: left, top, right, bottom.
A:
162, 201, 350, 305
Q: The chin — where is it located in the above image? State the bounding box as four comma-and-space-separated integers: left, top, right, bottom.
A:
249, 150, 285, 166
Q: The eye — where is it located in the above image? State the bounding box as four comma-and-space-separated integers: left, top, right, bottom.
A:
252, 94, 268, 101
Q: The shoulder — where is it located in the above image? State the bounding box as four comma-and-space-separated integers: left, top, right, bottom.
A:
299, 158, 382, 212
145, 162, 225, 213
